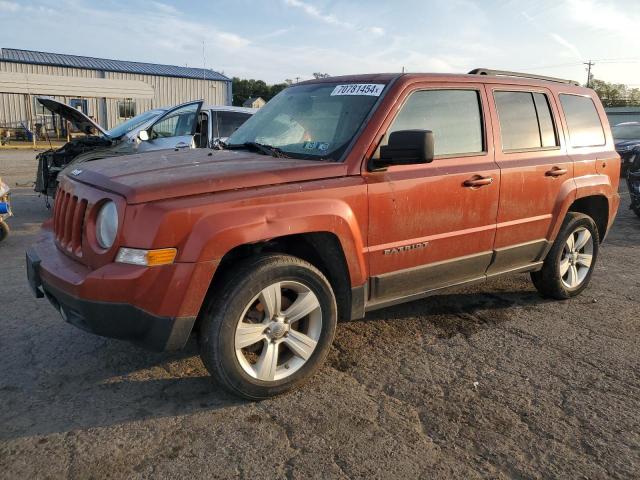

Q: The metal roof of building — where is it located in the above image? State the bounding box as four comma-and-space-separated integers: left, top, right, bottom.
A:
0, 48, 230, 82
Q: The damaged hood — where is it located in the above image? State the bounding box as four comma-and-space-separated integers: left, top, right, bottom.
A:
37, 97, 109, 137
67, 149, 348, 204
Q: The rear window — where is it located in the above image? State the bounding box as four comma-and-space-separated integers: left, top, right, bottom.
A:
494, 91, 558, 151
559, 94, 605, 147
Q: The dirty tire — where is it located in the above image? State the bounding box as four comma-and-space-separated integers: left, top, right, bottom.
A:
199, 253, 337, 400
531, 212, 599, 300
0, 221, 9, 242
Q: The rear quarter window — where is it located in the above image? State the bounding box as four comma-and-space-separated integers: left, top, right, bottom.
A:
559, 94, 605, 147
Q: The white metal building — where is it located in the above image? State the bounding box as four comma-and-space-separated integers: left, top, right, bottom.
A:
0, 48, 231, 134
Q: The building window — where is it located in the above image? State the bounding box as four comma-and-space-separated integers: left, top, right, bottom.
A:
118, 100, 136, 119
69, 98, 88, 115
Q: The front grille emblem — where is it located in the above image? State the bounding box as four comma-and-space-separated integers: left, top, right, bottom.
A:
70, 169, 83, 176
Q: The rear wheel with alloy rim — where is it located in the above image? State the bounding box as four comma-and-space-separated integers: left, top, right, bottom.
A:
559, 226, 594, 290
199, 254, 337, 399
531, 212, 599, 299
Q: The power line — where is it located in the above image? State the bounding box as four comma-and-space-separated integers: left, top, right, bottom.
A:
514, 59, 640, 71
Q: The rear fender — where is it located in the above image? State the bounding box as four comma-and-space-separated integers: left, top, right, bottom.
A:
548, 174, 614, 241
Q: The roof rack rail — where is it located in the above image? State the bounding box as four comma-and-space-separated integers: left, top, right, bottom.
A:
468, 68, 581, 86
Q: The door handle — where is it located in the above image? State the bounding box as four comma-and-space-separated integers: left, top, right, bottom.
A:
174, 142, 190, 149
546, 167, 568, 177
463, 176, 493, 188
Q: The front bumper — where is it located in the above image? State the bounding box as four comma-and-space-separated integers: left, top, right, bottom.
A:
26, 230, 217, 351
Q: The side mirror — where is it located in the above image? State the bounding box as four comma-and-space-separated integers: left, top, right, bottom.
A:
376, 130, 434, 168
138, 129, 150, 142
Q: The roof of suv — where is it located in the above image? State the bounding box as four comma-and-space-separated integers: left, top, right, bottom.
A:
299, 72, 589, 93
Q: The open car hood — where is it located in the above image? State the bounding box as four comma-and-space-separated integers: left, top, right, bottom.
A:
37, 97, 109, 137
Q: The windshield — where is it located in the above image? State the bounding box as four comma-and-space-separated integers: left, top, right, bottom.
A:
227, 82, 386, 160
612, 124, 640, 141
106, 109, 165, 139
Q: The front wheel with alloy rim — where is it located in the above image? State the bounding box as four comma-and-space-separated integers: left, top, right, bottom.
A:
531, 212, 599, 299
199, 254, 337, 399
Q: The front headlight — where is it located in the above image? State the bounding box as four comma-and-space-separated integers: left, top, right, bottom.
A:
96, 201, 118, 249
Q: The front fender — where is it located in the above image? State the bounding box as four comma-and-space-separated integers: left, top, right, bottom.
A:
183, 197, 368, 287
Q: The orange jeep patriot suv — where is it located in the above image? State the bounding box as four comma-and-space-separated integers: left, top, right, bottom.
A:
27, 69, 620, 399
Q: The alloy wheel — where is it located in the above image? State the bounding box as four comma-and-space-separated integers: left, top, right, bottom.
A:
234, 281, 322, 382
560, 226, 594, 289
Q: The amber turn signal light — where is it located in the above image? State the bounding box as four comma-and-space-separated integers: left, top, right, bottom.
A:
115, 247, 177, 266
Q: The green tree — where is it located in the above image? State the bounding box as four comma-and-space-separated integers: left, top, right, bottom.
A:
232, 77, 289, 106
589, 78, 640, 107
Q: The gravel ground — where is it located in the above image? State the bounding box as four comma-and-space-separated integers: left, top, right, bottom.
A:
1, 150, 639, 479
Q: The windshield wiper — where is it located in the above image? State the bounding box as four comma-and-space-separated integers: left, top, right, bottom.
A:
228, 141, 290, 158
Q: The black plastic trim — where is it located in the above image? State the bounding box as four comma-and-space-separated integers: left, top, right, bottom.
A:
26, 248, 194, 351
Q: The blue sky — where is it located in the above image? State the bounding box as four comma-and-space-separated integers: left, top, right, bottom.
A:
0, 0, 639, 85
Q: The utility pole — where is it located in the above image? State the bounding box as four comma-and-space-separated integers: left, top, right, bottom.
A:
584, 60, 594, 88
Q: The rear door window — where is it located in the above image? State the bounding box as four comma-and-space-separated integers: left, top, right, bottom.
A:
559, 94, 605, 147
494, 91, 559, 151
386, 89, 484, 156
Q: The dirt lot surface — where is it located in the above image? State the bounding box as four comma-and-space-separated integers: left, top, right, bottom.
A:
1, 150, 639, 479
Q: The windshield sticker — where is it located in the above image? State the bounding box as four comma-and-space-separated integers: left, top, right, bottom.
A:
330, 84, 385, 97
318, 142, 330, 152
303, 141, 318, 150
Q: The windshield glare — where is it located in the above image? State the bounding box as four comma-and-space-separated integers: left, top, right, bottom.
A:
106, 109, 165, 138
227, 83, 386, 160
612, 124, 640, 141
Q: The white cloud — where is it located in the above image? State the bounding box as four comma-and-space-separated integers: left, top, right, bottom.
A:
549, 33, 582, 60
149, 1, 178, 15
368, 26, 385, 36
564, 0, 637, 33
215, 32, 250, 50
283, 0, 354, 29
0, 0, 19, 12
